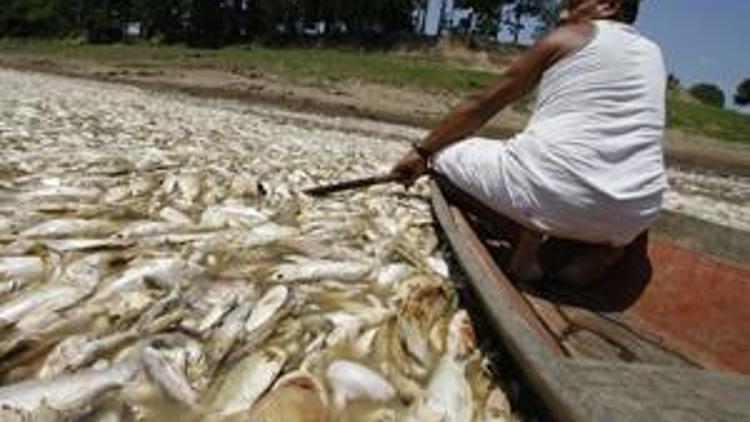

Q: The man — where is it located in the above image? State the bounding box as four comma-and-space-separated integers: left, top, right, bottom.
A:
391, 0, 667, 285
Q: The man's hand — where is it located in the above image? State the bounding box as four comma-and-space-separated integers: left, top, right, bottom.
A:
390, 149, 428, 188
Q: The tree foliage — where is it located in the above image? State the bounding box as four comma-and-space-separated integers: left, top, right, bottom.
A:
735, 78, 750, 107
667, 73, 681, 91
689, 83, 726, 109
0, 0, 559, 46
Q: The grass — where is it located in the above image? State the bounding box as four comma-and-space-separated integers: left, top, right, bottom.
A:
1, 39, 749, 146
0, 39, 498, 94
667, 93, 750, 145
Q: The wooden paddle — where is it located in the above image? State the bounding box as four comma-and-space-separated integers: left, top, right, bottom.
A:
303, 173, 406, 197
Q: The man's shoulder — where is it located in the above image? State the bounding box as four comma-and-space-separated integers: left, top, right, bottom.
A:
538, 23, 596, 58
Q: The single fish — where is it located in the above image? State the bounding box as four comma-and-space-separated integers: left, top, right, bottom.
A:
197, 293, 239, 334
245, 285, 289, 335
397, 283, 448, 367
0, 256, 45, 284
18, 185, 102, 202
205, 301, 253, 367
482, 388, 512, 422
114, 221, 188, 239
208, 348, 286, 417
43, 238, 133, 253
270, 257, 372, 283
0, 285, 87, 326
142, 346, 199, 408
200, 204, 269, 228
20, 218, 117, 239
247, 370, 329, 422
374, 263, 414, 287
39, 330, 139, 378
93, 258, 202, 301
326, 360, 396, 409
0, 359, 141, 416
193, 223, 298, 253
63, 251, 130, 292
409, 311, 477, 422
159, 206, 193, 225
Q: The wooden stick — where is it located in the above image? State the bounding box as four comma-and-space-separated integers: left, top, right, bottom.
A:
303, 173, 405, 197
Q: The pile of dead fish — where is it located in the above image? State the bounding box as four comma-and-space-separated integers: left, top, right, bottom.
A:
0, 69, 514, 421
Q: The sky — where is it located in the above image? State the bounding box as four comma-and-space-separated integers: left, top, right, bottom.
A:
636, 0, 749, 108
423, 0, 749, 110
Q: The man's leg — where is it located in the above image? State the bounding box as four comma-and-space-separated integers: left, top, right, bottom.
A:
551, 243, 624, 287
433, 172, 546, 283
508, 227, 545, 283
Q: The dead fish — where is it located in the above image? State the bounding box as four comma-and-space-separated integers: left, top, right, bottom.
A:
175, 173, 203, 204
20, 218, 117, 239
245, 285, 289, 335
353, 327, 380, 357
93, 258, 203, 301
425, 256, 450, 278
39, 330, 139, 378
200, 204, 269, 228
397, 282, 448, 367
0, 359, 141, 416
208, 348, 287, 417
197, 293, 239, 334
482, 388, 512, 422
248, 370, 329, 422
142, 346, 199, 408
0, 280, 22, 298
409, 311, 477, 422
133, 289, 183, 331
228, 173, 261, 198
159, 207, 193, 225
0, 285, 87, 326
325, 306, 393, 348
114, 221, 188, 239
18, 185, 102, 202
205, 301, 253, 367
326, 360, 396, 409
63, 251, 129, 292
374, 263, 414, 287
43, 238, 133, 253
193, 223, 298, 254
270, 257, 372, 283
0, 256, 44, 285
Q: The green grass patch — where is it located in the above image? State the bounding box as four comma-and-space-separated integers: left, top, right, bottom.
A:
667, 93, 750, 145
0, 39, 497, 94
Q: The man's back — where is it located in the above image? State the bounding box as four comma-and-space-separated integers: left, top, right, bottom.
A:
503, 19, 668, 245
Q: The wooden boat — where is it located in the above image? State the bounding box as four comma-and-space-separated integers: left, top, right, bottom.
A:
430, 180, 750, 422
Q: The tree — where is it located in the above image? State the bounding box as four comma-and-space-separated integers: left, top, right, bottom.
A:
667, 73, 681, 91
689, 83, 725, 108
504, 0, 545, 44
188, 0, 226, 47
735, 78, 750, 107
457, 0, 512, 38
533, 0, 561, 38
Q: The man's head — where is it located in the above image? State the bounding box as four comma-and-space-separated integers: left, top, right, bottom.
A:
560, 0, 641, 25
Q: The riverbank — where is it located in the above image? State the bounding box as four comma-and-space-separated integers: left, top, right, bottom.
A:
1, 40, 749, 176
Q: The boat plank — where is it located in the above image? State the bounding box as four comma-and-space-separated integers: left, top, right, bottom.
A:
559, 305, 695, 367
524, 295, 571, 340
561, 330, 625, 361
556, 359, 750, 421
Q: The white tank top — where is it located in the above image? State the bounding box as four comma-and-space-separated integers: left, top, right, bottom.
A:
502, 19, 668, 242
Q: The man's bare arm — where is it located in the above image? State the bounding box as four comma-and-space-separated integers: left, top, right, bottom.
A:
415, 25, 589, 155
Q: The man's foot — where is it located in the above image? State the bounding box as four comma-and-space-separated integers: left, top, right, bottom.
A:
555, 246, 624, 287
508, 228, 544, 283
